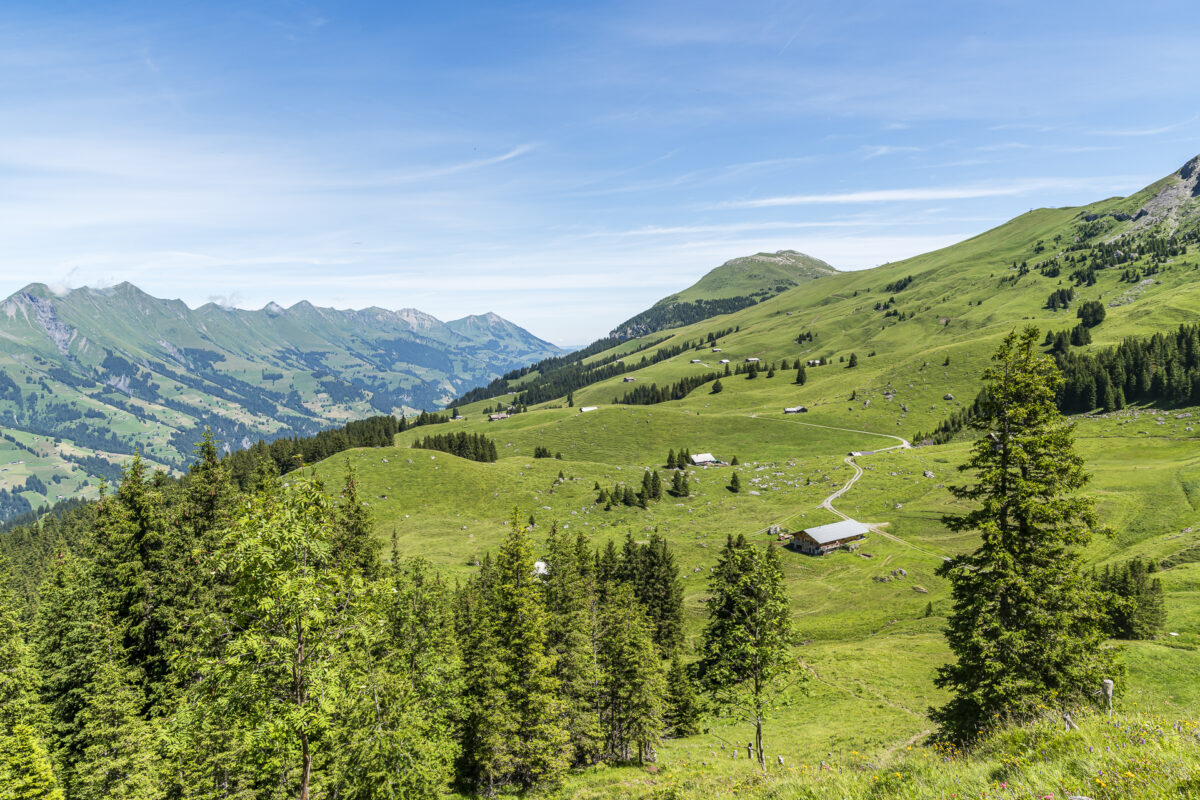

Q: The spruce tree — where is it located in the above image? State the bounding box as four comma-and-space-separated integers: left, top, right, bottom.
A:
795, 365, 807, 385
597, 582, 665, 764
728, 473, 740, 493
72, 659, 164, 800
664, 654, 702, 737
0, 554, 39, 734
650, 471, 663, 501
711, 379, 723, 394
334, 462, 380, 578
0, 724, 63, 800
542, 525, 603, 766
93, 458, 172, 710
330, 558, 460, 800
933, 327, 1115, 743
456, 556, 510, 796
488, 510, 569, 790
697, 537, 799, 770
33, 550, 109, 798
637, 535, 684, 654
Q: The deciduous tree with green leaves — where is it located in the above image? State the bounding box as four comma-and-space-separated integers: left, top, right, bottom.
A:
183, 472, 360, 800
933, 326, 1117, 743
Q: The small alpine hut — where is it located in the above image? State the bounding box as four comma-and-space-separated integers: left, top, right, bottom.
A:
790, 519, 869, 555
690, 452, 719, 466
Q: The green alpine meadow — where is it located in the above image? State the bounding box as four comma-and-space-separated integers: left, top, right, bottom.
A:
4, 3, 1200, 797
4, 153, 1200, 798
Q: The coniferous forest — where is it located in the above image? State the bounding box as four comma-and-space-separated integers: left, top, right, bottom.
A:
0, 431, 810, 799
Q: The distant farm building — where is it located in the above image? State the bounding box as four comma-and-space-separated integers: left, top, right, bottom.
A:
806, 359, 821, 367
623, 376, 637, 382
579, 406, 599, 413
690, 453, 719, 466
745, 357, 761, 363
712, 347, 722, 352
790, 520, 869, 555
690, 359, 703, 364
719, 359, 730, 364
784, 406, 808, 414
488, 413, 510, 421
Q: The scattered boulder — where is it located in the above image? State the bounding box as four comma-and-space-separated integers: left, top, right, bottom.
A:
923, 470, 935, 478
913, 585, 929, 594
943, 393, 955, 401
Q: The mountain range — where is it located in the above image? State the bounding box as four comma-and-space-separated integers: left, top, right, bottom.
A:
0, 283, 561, 518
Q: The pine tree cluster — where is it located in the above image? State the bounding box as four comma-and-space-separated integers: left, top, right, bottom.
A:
615, 371, 721, 405
1094, 557, 1166, 640
0, 438, 701, 798
413, 431, 499, 462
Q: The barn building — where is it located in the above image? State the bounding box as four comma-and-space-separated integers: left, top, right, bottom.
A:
790, 520, 869, 555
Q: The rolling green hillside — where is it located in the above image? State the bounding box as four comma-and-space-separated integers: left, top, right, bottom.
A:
610, 249, 838, 338
0, 283, 562, 519
302, 153, 1200, 797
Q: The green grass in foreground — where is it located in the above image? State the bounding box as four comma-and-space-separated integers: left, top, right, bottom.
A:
555, 711, 1200, 800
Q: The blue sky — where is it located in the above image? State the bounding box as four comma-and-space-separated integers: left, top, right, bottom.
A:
1, 1, 1198, 344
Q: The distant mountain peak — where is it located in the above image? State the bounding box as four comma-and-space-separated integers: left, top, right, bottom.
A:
610, 249, 837, 338
263, 301, 286, 315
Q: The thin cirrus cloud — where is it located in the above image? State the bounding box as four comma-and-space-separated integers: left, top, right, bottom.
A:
712, 177, 1145, 209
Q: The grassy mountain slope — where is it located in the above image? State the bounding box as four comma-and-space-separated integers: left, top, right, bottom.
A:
303, 154, 1200, 797
0, 283, 561, 517
610, 249, 838, 338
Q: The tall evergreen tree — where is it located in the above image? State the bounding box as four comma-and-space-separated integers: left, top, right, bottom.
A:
92, 458, 172, 710
933, 327, 1116, 743
542, 525, 603, 766
33, 551, 109, 798
330, 558, 461, 800
334, 462, 381, 579
664, 654, 702, 738
697, 537, 800, 770
597, 582, 665, 764
72, 658, 163, 800
0, 724, 63, 800
460, 511, 568, 794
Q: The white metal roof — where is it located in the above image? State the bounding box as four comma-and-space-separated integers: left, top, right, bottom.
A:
691, 453, 717, 464
801, 519, 870, 544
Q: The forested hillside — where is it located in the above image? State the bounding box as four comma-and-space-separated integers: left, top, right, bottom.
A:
0, 284, 561, 518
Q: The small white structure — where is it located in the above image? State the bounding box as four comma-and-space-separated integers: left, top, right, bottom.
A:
784, 406, 808, 414
622, 376, 637, 382
807, 359, 821, 367
790, 520, 869, 555
488, 413, 510, 421
579, 406, 599, 413
690, 453, 718, 466
712, 348, 722, 352
690, 359, 703, 364
719, 359, 730, 364
745, 357, 761, 363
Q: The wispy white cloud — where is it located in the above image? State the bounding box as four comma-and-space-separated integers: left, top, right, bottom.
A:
862, 145, 922, 160
1088, 115, 1198, 137
713, 176, 1144, 209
